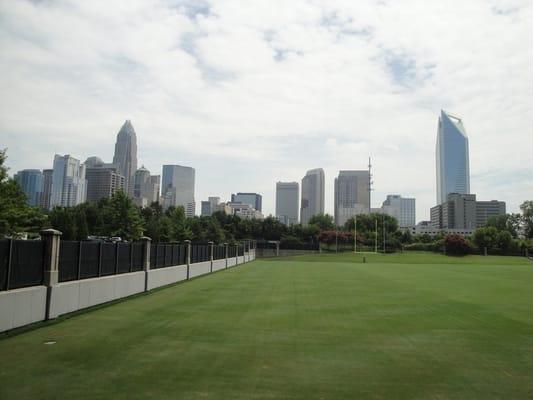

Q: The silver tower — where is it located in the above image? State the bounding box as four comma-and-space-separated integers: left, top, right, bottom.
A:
112, 120, 138, 196
436, 110, 470, 204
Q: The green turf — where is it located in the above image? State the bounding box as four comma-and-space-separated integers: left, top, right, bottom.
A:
1, 253, 532, 399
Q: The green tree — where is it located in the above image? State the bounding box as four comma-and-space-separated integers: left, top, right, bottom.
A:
473, 227, 499, 251
486, 214, 520, 238
308, 214, 335, 231
496, 230, 513, 251
49, 207, 77, 240
0, 149, 46, 237
101, 191, 144, 241
520, 201, 533, 238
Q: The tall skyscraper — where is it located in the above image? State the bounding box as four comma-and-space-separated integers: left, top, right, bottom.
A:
112, 120, 138, 196
231, 193, 262, 212
133, 166, 160, 207
42, 169, 53, 210
300, 168, 325, 225
14, 169, 44, 207
161, 165, 195, 217
436, 110, 470, 205
381, 195, 416, 228
50, 154, 87, 208
334, 170, 370, 226
84, 157, 126, 203
276, 182, 299, 225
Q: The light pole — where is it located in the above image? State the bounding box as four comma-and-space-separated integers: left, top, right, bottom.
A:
354, 215, 357, 254
383, 214, 386, 254
374, 219, 378, 253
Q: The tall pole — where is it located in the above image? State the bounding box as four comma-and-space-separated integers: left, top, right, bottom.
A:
374, 219, 378, 253
383, 214, 386, 253
354, 215, 357, 253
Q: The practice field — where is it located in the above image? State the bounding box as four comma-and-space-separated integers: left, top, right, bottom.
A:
1, 253, 532, 399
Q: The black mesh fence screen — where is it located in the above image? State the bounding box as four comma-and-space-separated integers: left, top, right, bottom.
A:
59, 241, 80, 282
117, 243, 132, 274
164, 244, 173, 267
101, 243, 117, 276
191, 245, 209, 263
171, 244, 186, 266
79, 242, 99, 279
228, 245, 237, 258
131, 243, 144, 271
213, 245, 225, 260
0, 239, 8, 291
238, 245, 244, 256
9, 240, 45, 289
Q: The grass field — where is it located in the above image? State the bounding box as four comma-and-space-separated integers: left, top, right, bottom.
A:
1, 253, 532, 399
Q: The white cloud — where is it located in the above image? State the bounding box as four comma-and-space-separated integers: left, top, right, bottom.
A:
0, 0, 531, 220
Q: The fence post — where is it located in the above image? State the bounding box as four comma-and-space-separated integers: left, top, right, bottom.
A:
77, 241, 82, 280
276, 241, 280, 257
129, 242, 134, 272
208, 241, 214, 273
224, 242, 228, 269
41, 229, 62, 320
235, 244, 239, 265
185, 240, 191, 279
5, 239, 13, 291
140, 236, 151, 292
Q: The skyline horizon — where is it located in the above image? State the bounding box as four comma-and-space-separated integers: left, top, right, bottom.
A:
2, 1, 531, 221
3, 110, 520, 222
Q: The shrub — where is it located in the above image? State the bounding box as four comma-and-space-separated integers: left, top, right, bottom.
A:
444, 234, 473, 256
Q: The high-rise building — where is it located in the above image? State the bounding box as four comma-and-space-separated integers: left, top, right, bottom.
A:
133, 166, 160, 208
334, 170, 370, 226
42, 169, 53, 210
201, 197, 220, 216
276, 182, 299, 225
231, 193, 262, 212
476, 200, 506, 227
112, 120, 138, 196
50, 154, 87, 208
436, 110, 470, 204
218, 202, 263, 220
300, 168, 325, 225
381, 195, 416, 228
14, 169, 44, 207
161, 165, 195, 217
431, 193, 476, 230
84, 157, 126, 203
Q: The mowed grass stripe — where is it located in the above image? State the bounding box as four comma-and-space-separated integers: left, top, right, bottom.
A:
1, 254, 533, 399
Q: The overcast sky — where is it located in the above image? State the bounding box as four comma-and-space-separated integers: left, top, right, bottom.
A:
1, 0, 532, 220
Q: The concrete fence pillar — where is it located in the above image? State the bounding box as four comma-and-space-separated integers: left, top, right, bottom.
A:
40, 229, 62, 320
185, 240, 191, 279
235, 244, 239, 265
208, 241, 214, 273
276, 241, 280, 257
140, 236, 152, 292
224, 242, 228, 269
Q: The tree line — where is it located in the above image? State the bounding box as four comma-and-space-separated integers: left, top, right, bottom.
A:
1, 149, 532, 254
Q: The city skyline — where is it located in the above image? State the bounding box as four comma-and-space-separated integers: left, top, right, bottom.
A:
1, 1, 532, 219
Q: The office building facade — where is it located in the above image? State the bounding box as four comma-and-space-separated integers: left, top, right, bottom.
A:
381, 195, 416, 228
161, 165, 195, 217
231, 193, 262, 212
42, 169, 53, 210
334, 170, 370, 226
50, 154, 87, 208
14, 169, 44, 207
436, 110, 470, 204
133, 166, 160, 208
276, 182, 299, 225
201, 197, 220, 216
301, 168, 325, 225
85, 157, 126, 203
112, 120, 138, 196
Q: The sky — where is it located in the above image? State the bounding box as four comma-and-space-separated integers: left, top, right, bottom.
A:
1, 0, 532, 221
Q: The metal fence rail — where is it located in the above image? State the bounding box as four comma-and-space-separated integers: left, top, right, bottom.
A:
1, 239, 255, 291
